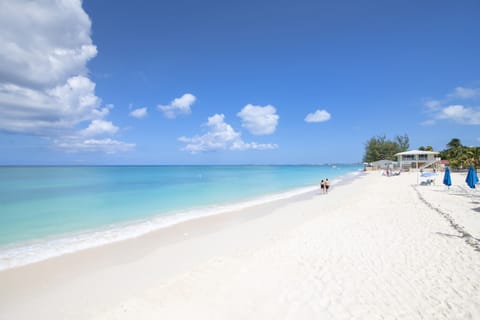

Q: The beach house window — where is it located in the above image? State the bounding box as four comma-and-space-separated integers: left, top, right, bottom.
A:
402, 155, 415, 161
418, 154, 428, 161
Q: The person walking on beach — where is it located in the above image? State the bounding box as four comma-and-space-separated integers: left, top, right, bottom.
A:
325, 179, 330, 194
320, 180, 325, 194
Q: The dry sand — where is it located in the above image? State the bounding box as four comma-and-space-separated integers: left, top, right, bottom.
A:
0, 171, 479, 319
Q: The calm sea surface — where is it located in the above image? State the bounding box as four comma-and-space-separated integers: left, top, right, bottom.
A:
0, 165, 361, 269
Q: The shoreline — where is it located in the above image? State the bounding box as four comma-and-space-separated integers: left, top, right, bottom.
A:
0, 174, 351, 318
0, 169, 362, 271
1, 171, 479, 319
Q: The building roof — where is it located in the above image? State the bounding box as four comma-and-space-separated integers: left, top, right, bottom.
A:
394, 149, 439, 156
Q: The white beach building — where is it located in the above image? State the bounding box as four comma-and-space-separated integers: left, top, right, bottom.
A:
394, 150, 440, 170
369, 159, 398, 170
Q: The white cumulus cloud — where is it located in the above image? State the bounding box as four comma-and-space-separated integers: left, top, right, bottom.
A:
81, 120, 119, 136
158, 93, 196, 119
237, 104, 279, 135
179, 114, 278, 154
129, 107, 147, 119
54, 137, 136, 154
54, 117, 135, 154
436, 105, 480, 125
0, 76, 107, 135
0, 0, 133, 153
448, 87, 480, 99
304, 109, 331, 123
423, 86, 480, 126
0, 0, 97, 89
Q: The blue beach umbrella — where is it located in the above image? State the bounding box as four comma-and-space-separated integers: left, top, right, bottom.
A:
443, 167, 452, 187
465, 166, 479, 189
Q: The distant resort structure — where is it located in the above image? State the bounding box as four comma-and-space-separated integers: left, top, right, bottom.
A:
365, 149, 442, 172
394, 149, 440, 170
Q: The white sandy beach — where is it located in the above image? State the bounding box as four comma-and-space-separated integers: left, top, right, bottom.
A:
0, 171, 479, 319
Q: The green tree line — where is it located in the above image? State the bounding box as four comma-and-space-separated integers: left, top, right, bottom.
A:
363, 134, 409, 162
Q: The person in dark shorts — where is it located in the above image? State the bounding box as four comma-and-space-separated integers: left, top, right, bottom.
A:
325, 179, 330, 193
320, 180, 325, 194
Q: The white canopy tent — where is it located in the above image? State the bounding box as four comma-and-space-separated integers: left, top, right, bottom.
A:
370, 160, 398, 170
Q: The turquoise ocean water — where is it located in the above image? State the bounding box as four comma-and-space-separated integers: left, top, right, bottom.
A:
0, 165, 361, 269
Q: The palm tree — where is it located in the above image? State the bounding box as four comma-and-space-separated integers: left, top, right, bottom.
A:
447, 138, 462, 149
459, 147, 474, 168
440, 138, 480, 169
473, 147, 480, 168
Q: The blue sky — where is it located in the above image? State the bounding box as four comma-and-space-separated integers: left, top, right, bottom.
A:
1, 0, 480, 165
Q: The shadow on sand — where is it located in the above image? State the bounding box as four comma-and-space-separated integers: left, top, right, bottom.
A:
414, 186, 480, 253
